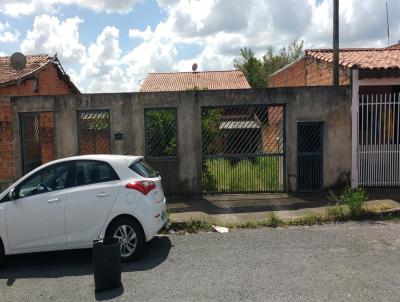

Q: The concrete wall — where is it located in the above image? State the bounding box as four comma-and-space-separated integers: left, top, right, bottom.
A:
10, 86, 352, 195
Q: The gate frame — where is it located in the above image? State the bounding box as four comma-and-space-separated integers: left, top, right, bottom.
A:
200, 103, 287, 194
297, 121, 324, 192
76, 109, 112, 155
19, 112, 43, 175
144, 107, 179, 160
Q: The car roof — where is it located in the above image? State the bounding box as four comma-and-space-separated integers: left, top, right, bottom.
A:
56, 154, 140, 161
48, 154, 143, 165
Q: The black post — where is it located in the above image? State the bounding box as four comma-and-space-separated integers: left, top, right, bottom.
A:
333, 0, 339, 86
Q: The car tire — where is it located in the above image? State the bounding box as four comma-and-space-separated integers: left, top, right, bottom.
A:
106, 217, 144, 262
0, 238, 5, 267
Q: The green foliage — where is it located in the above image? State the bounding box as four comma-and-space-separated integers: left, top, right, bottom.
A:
201, 109, 223, 155
289, 214, 325, 226
187, 85, 207, 91
265, 212, 282, 228
234, 48, 267, 88
236, 221, 262, 229
340, 187, 368, 217
146, 109, 177, 157
326, 204, 348, 221
185, 220, 213, 233
202, 157, 281, 193
234, 40, 304, 88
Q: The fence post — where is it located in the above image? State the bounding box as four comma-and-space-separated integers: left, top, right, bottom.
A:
351, 69, 359, 188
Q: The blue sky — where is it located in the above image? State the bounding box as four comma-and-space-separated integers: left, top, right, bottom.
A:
0, 0, 399, 92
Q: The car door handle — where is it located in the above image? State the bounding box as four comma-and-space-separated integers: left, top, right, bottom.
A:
96, 193, 110, 198
48, 198, 61, 203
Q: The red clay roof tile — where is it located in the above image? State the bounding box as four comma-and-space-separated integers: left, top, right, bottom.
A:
0, 54, 53, 85
305, 47, 400, 70
140, 70, 251, 92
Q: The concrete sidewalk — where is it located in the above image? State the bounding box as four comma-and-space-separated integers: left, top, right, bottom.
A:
167, 189, 400, 224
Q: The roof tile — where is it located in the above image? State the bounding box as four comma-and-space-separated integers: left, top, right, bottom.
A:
0, 54, 53, 85
305, 48, 400, 70
140, 70, 251, 92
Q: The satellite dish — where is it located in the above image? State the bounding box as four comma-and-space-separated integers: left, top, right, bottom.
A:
192, 63, 198, 72
11, 52, 26, 72
10, 52, 26, 85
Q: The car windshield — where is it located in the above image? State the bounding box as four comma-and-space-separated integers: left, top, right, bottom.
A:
129, 159, 158, 178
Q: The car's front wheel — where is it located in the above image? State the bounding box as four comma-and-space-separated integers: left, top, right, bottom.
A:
106, 217, 144, 262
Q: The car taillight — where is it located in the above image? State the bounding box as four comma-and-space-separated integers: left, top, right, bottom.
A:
126, 181, 156, 195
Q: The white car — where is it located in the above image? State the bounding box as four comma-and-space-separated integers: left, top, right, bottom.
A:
0, 155, 167, 264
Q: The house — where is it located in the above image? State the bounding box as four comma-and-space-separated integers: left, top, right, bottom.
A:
141, 69, 283, 187
140, 70, 275, 154
268, 44, 400, 188
0, 54, 80, 189
140, 70, 251, 92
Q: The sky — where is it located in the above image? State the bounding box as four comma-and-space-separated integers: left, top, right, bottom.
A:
0, 0, 399, 93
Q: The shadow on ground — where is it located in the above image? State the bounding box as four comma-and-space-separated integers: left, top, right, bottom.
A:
167, 193, 335, 215
0, 236, 171, 288
367, 188, 400, 202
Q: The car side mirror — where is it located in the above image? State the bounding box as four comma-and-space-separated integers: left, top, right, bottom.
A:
8, 188, 18, 200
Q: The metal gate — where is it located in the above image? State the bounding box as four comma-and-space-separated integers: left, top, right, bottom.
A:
357, 93, 400, 186
297, 122, 323, 192
201, 105, 285, 194
77, 110, 111, 155
20, 113, 42, 174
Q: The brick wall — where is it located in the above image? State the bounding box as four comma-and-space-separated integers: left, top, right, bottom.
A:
261, 106, 284, 152
39, 112, 54, 164
0, 63, 74, 96
0, 63, 78, 188
0, 98, 14, 184
269, 58, 350, 88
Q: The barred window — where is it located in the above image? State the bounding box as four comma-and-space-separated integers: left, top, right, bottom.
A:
145, 108, 178, 158
77, 110, 111, 155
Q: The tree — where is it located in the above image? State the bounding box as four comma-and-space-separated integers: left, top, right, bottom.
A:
234, 40, 304, 88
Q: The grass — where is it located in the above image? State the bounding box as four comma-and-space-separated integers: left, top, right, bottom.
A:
202, 157, 282, 193
287, 214, 325, 226
168, 219, 214, 233
164, 206, 400, 234
339, 187, 368, 217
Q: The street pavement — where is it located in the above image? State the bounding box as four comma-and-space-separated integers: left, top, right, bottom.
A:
1, 221, 399, 302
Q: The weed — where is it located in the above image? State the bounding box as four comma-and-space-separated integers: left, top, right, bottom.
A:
186, 220, 213, 233
288, 214, 325, 226
265, 212, 283, 228
340, 187, 368, 217
326, 204, 348, 221
236, 221, 262, 229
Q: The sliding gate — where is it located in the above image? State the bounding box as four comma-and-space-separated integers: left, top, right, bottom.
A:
201, 105, 285, 194
357, 93, 400, 186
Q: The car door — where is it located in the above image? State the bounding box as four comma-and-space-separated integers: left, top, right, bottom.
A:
65, 160, 121, 245
6, 162, 72, 250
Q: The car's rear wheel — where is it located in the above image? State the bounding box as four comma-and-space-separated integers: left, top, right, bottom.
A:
106, 217, 144, 262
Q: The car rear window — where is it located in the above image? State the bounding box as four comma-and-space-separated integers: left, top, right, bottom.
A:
129, 159, 158, 178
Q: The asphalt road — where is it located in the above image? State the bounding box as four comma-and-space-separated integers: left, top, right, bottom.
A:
1, 221, 400, 302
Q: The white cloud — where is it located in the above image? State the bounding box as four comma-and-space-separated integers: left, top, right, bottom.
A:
21, 15, 86, 64
79, 26, 127, 92
129, 26, 153, 41
8, 0, 400, 93
0, 0, 142, 16
0, 22, 20, 43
